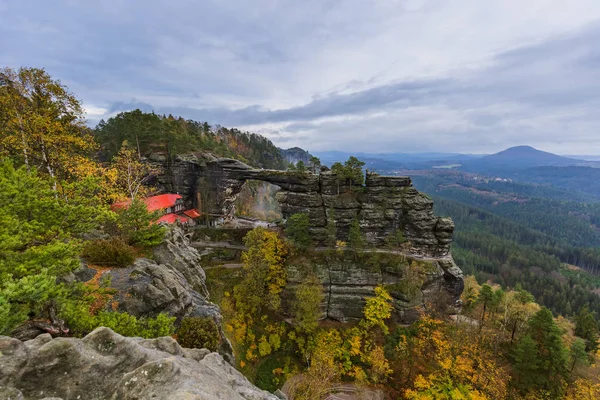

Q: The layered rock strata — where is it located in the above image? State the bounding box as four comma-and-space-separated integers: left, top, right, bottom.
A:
285, 252, 463, 323
158, 155, 454, 257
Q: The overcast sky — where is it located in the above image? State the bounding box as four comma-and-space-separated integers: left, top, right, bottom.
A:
3, 0, 600, 154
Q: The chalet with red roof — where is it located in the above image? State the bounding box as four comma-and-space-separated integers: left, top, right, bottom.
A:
111, 194, 203, 226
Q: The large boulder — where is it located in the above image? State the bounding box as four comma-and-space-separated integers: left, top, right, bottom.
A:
76, 227, 219, 322
152, 227, 209, 297
0, 328, 279, 400
103, 258, 220, 320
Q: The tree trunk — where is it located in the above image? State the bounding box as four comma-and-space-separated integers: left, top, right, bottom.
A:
15, 111, 29, 169
39, 137, 57, 194
135, 134, 141, 159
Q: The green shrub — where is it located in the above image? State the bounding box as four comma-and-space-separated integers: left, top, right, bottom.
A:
176, 317, 220, 351
255, 353, 294, 392
63, 301, 176, 338
285, 213, 312, 249
82, 238, 136, 267
114, 199, 166, 247
95, 311, 175, 338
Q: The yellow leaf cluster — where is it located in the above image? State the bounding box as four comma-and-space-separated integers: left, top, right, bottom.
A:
400, 315, 508, 399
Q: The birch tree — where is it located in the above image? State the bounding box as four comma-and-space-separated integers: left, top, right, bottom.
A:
0, 67, 95, 190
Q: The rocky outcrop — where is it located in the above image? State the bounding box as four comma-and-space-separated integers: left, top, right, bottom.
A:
285, 251, 463, 323
74, 227, 233, 361
76, 228, 218, 321
160, 155, 454, 257
279, 146, 312, 165
0, 327, 279, 400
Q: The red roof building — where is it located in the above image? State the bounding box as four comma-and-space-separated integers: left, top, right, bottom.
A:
156, 213, 192, 225
144, 194, 184, 212
183, 209, 202, 219
111, 194, 184, 214
112, 194, 200, 226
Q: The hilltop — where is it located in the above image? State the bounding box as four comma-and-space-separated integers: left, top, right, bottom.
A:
470, 145, 579, 168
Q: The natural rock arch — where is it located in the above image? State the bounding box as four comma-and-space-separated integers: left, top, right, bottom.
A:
158, 154, 454, 257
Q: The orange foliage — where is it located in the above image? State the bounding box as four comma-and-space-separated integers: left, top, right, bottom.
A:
84, 265, 116, 314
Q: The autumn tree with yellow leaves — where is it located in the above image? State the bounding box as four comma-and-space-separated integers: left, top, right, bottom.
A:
361, 285, 393, 334
0, 67, 97, 190
399, 315, 509, 400
237, 227, 289, 314
112, 143, 158, 201
224, 228, 289, 366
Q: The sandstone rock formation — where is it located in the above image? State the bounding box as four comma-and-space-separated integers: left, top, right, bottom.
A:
279, 146, 312, 165
154, 155, 463, 322
73, 227, 234, 361
285, 252, 463, 323
158, 155, 454, 257
0, 327, 280, 400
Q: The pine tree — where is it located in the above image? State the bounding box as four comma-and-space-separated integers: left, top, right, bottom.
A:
285, 213, 312, 249
513, 334, 542, 391
514, 307, 569, 397
309, 156, 321, 174
348, 217, 365, 251
478, 284, 494, 323
295, 161, 307, 174
343, 156, 365, 186
569, 338, 589, 373
574, 306, 599, 353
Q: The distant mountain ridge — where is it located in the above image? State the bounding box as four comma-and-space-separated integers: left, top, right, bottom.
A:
456, 145, 591, 174
476, 145, 579, 166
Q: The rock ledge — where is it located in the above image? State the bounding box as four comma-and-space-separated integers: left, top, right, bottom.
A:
0, 327, 279, 400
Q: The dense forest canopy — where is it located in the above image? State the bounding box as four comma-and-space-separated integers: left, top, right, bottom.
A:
95, 109, 290, 169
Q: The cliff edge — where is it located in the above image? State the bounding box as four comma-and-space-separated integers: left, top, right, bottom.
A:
0, 327, 280, 400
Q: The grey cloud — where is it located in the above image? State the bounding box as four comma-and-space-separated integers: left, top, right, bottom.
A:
148, 78, 453, 126
97, 19, 600, 154
3, 1, 600, 153
132, 22, 600, 132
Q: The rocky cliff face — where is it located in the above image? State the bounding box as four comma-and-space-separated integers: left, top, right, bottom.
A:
0, 327, 280, 400
72, 227, 234, 361
279, 146, 312, 165
159, 155, 454, 257
285, 251, 463, 323
155, 155, 463, 322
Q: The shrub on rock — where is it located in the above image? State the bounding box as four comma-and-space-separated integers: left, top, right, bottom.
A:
177, 317, 220, 351
82, 238, 136, 267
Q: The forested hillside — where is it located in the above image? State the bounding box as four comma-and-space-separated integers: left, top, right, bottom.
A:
401, 171, 600, 319
434, 197, 600, 317
510, 166, 600, 199
95, 109, 293, 169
